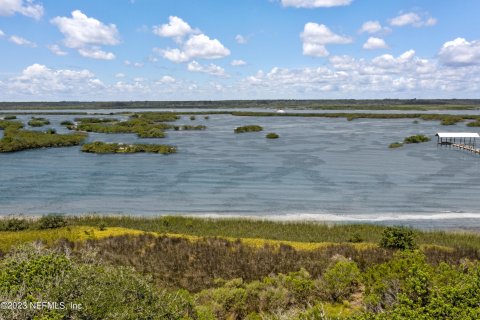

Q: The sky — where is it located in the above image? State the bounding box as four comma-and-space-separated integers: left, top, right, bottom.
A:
0, 0, 479, 101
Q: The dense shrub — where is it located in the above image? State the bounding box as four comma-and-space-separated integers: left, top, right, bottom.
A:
404, 134, 430, 144
38, 215, 67, 229
380, 227, 416, 250
321, 260, 361, 302
60, 120, 74, 126
81, 141, 177, 154
0, 245, 196, 320
266, 132, 279, 139
0, 128, 86, 153
0, 218, 29, 231
388, 142, 403, 148
4, 115, 16, 120
234, 125, 263, 133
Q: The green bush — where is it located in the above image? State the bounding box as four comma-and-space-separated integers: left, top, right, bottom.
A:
234, 125, 263, 133
190, 115, 196, 120
0, 245, 196, 320
266, 132, 279, 139
389, 142, 403, 148
0, 218, 29, 231
38, 215, 67, 230
4, 115, 16, 120
380, 227, 416, 250
321, 260, 361, 302
404, 135, 430, 144
81, 142, 177, 154
46, 128, 56, 134
60, 120, 74, 126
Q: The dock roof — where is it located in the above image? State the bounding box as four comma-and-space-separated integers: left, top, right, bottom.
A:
436, 132, 480, 138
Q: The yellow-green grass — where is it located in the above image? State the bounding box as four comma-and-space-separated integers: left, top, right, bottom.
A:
0, 226, 149, 252
1, 225, 453, 255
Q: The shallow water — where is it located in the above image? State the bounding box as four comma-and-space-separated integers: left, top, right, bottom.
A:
1, 112, 480, 228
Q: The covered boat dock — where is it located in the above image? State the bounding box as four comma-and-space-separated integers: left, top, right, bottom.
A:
436, 132, 480, 154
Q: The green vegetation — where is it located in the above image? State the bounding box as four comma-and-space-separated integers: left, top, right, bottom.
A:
74, 117, 118, 123
1, 216, 480, 318
389, 142, 403, 148
81, 141, 177, 154
0, 120, 86, 152
0, 245, 194, 320
266, 132, 279, 139
60, 120, 74, 126
234, 125, 263, 133
190, 115, 196, 120
1, 99, 480, 111
27, 117, 50, 127
204, 115, 210, 119
3, 115, 16, 120
380, 226, 416, 250
466, 120, 480, 127
404, 134, 431, 144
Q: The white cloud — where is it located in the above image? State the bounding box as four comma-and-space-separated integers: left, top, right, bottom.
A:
5, 63, 100, 97
51, 10, 120, 60
231, 59, 246, 66
78, 47, 115, 60
359, 20, 389, 34
158, 33, 230, 63
47, 44, 68, 56
363, 37, 388, 50
0, 0, 43, 19
439, 38, 480, 67
301, 23, 352, 57
9, 35, 36, 47
124, 60, 144, 67
187, 60, 227, 77
235, 34, 247, 44
281, 0, 352, 8
115, 73, 125, 78
152, 16, 197, 42
157, 75, 176, 84
389, 12, 437, 28
0, 29, 4, 37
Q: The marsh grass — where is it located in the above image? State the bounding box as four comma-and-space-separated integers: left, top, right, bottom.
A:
27, 117, 50, 127
234, 125, 263, 133
64, 216, 480, 250
81, 141, 177, 154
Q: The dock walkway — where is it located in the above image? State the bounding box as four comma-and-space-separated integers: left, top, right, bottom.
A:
451, 143, 480, 154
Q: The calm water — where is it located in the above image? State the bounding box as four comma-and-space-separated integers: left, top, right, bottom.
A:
1, 112, 480, 228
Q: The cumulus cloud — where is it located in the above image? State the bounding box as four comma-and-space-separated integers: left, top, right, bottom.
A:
0, 0, 43, 19
235, 34, 247, 44
301, 22, 352, 57
389, 12, 437, 28
154, 16, 230, 63
363, 37, 388, 50
359, 20, 390, 35
158, 33, 230, 63
51, 10, 120, 60
47, 44, 67, 56
9, 35, 36, 47
0, 29, 4, 37
238, 48, 480, 98
157, 75, 176, 84
281, 0, 352, 8
439, 38, 480, 67
5, 63, 101, 97
152, 16, 197, 42
187, 60, 227, 77
231, 59, 246, 66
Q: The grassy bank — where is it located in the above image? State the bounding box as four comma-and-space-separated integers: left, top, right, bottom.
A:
81, 141, 177, 154
1, 215, 480, 319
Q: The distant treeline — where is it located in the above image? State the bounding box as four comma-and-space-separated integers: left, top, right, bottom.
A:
1, 99, 480, 110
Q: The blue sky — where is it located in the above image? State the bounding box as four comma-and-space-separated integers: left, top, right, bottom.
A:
0, 0, 479, 101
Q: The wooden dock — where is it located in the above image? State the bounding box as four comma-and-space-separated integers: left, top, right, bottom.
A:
451, 143, 480, 154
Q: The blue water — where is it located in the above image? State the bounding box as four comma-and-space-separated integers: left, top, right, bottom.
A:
1, 112, 480, 228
